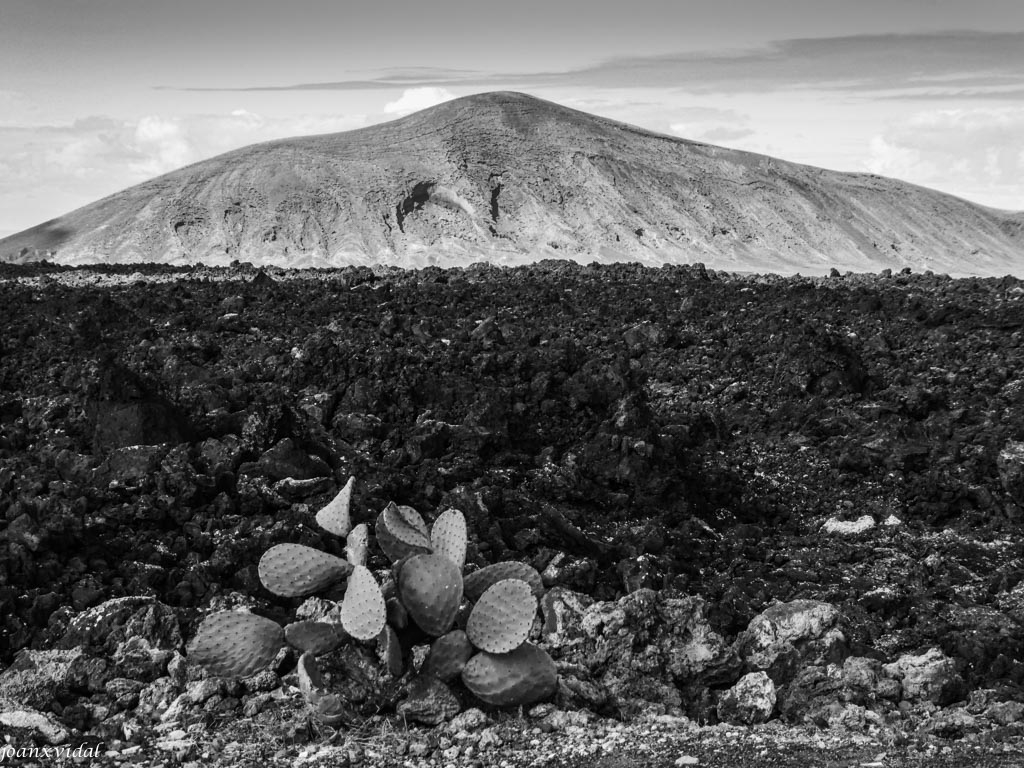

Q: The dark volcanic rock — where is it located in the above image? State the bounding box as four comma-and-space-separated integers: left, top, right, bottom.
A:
1, 262, 1024, 746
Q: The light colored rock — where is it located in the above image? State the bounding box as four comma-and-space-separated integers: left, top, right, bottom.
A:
716, 671, 776, 724
882, 648, 963, 704
185, 678, 224, 704
986, 701, 1024, 725
539, 588, 593, 649
154, 737, 195, 759
821, 515, 875, 535
0, 648, 84, 709
136, 676, 180, 719
159, 692, 191, 724
738, 599, 841, 671
0, 708, 69, 744
446, 707, 490, 732
657, 596, 734, 681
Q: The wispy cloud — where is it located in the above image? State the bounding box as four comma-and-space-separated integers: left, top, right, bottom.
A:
172, 31, 1024, 97
167, 67, 493, 92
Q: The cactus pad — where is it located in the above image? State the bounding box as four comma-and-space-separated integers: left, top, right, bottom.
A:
297, 650, 326, 699
392, 503, 430, 539
315, 476, 355, 537
430, 508, 467, 569
258, 543, 352, 598
284, 620, 347, 655
466, 579, 536, 653
296, 651, 349, 725
461, 643, 558, 706
464, 561, 544, 602
340, 565, 386, 641
386, 596, 409, 630
422, 629, 474, 683
375, 505, 432, 563
187, 611, 284, 678
398, 553, 464, 637
346, 523, 369, 567
377, 623, 404, 677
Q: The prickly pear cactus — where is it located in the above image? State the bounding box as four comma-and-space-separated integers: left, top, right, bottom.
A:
297, 651, 348, 726
461, 642, 558, 707
187, 611, 285, 678
345, 523, 369, 567
316, 476, 355, 537
375, 503, 432, 562
466, 579, 536, 654
386, 596, 409, 630
464, 561, 544, 601
284, 620, 348, 655
258, 543, 353, 598
377, 623, 404, 677
398, 553, 464, 636
189, 476, 560, 717
422, 629, 474, 683
340, 565, 386, 641
430, 508, 467, 569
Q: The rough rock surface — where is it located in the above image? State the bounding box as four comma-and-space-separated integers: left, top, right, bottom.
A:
1, 262, 1024, 762
718, 671, 777, 724
883, 648, 965, 705
1, 92, 1021, 276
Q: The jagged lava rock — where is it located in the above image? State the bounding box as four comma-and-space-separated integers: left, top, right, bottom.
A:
883, 647, 966, 705
717, 671, 777, 725
736, 599, 845, 681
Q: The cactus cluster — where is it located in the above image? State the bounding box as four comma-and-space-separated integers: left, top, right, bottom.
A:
186, 476, 558, 722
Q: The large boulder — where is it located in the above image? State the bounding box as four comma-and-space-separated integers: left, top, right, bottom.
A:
542, 588, 736, 719
776, 657, 901, 723
57, 597, 183, 657
735, 599, 846, 683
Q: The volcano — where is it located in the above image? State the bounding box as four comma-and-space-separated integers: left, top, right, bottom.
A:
1, 91, 1021, 275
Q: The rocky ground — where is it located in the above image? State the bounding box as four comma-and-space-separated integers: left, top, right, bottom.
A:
0, 260, 1022, 766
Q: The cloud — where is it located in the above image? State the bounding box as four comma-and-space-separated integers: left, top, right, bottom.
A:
2, 110, 367, 178
179, 31, 1024, 98
383, 87, 456, 116
170, 67, 487, 92
669, 107, 754, 144
865, 107, 1024, 210
0, 110, 367, 232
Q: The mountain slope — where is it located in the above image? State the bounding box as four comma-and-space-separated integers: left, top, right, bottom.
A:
1, 91, 1021, 275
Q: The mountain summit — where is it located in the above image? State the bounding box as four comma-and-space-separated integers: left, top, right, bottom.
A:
2, 91, 1021, 275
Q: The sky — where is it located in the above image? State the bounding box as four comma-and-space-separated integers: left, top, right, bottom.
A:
1, 0, 1023, 238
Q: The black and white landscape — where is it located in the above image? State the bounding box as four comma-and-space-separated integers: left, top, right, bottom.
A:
1, 2, 1023, 766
